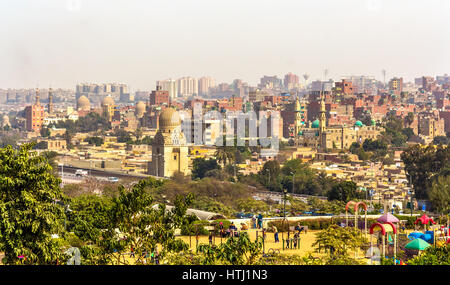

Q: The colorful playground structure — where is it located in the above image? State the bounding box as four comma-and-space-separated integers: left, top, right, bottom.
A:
367, 212, 450, 264
345, 201, 368, 235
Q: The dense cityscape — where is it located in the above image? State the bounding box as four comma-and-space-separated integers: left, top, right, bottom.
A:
0, 72, 449, 265
0, 0, 448, 271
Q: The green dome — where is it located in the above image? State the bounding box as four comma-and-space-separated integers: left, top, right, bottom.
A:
371, 119, 376, 126
354, 120, 363, 127
311, 119, 320, 128
298, 131, 303, 136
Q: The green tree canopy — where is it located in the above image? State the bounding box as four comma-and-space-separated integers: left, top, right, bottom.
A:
327, 180, 364, 202
192, 158, 220, 180
0, 144, 66, 264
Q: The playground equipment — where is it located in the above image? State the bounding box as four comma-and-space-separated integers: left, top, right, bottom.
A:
345, 201, 368, 235
369, 222, 398, 259
405, 238, 431, 256
414, 214, 436, 231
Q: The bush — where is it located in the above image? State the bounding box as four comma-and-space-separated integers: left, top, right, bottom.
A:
211, 219, 231, 235
181, 220, 210, 236
393, 215, 417, 229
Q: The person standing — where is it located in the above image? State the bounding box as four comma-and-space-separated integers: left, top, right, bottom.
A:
273, 226, 279, 243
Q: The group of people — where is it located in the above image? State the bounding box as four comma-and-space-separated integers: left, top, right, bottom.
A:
218, 221, 250, 238
251, 214, 264, 229
272, 222, 305, 248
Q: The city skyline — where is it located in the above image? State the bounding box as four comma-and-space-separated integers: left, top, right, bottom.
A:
0, 0, 449, 89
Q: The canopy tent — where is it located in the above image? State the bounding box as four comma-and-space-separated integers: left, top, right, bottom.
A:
377, 213, 399, 224
405, 238, 431, 251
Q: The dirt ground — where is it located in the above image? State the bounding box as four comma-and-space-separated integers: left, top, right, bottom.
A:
178, 229, 344, 259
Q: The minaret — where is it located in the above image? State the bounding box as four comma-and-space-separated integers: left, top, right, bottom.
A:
48, 87, 54, 114
294, 96, 302, 136
318, 90, 326, 150
35, 88, 40, 106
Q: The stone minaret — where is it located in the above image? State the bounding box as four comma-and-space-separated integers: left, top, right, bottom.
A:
48, 88, 54, 114
318, 90, 327, 150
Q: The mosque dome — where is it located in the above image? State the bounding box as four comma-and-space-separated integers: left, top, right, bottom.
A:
354, 120, 363, 127
135, 101, 146, 118
371, 119, 376, 126
77, 95, 91, 111
159, 107, 181, 132
311, 119, 320, 128
101, 96, 115, 107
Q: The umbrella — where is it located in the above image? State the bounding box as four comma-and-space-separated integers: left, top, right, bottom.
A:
377, 213, 399, 223
405, 238, 431, 251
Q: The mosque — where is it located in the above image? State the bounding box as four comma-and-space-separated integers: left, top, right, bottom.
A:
150, 107, 189, 177
295, 93, 382, 151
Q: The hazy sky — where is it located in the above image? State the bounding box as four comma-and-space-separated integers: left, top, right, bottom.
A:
0, 0, 449, 90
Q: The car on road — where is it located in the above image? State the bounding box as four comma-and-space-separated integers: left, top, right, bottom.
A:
107, 177, 119, 182
75, 169, 88, 177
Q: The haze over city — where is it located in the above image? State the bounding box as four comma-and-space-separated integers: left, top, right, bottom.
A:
0, 0, 449, 90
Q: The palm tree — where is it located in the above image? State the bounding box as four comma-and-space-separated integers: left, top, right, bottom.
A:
214, 146, 235, 168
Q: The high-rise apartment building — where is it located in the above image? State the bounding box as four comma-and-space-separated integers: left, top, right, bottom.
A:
177, 77, 198, 97
75, 83, 129, 104
259, 76, 282, 90
198, 76, 215, 96
157, 79, 178, 99
389, 77, 403, 96
284, 73, 299, 90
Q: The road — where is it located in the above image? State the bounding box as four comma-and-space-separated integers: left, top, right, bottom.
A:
57, 165, 152, 180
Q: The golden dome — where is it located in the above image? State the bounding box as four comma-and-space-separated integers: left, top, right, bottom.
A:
102, 96, 115, 107
158, 107, 181, 131
135, 101, 146, 118
77, 95, 90, 111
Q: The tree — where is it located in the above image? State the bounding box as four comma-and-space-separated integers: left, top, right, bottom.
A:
405, 112, 415, 126
381, 114, 407, 147
114, 129, 132, 143
67, 195, 114, 242
327, 181, 364, 202
402, 128, 415, 141
191, 158, 220, 180
259, 160, 280, 186
401, 144, 450, 199
433, 136, 449, 145
40, 126, 51, 138
312, 224, 367, 265
408, 244, 450, 265
79, 178, 193, 265
0, 132, 21, 148
197, 232, 263, 265
429, 175, 450, 215
33, 140, 48, 150
84, 136, 104, 146
0, 144, 66, 264
214, 146, 235, 167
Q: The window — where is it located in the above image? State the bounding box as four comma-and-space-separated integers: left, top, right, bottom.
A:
174, 155, 177, 160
